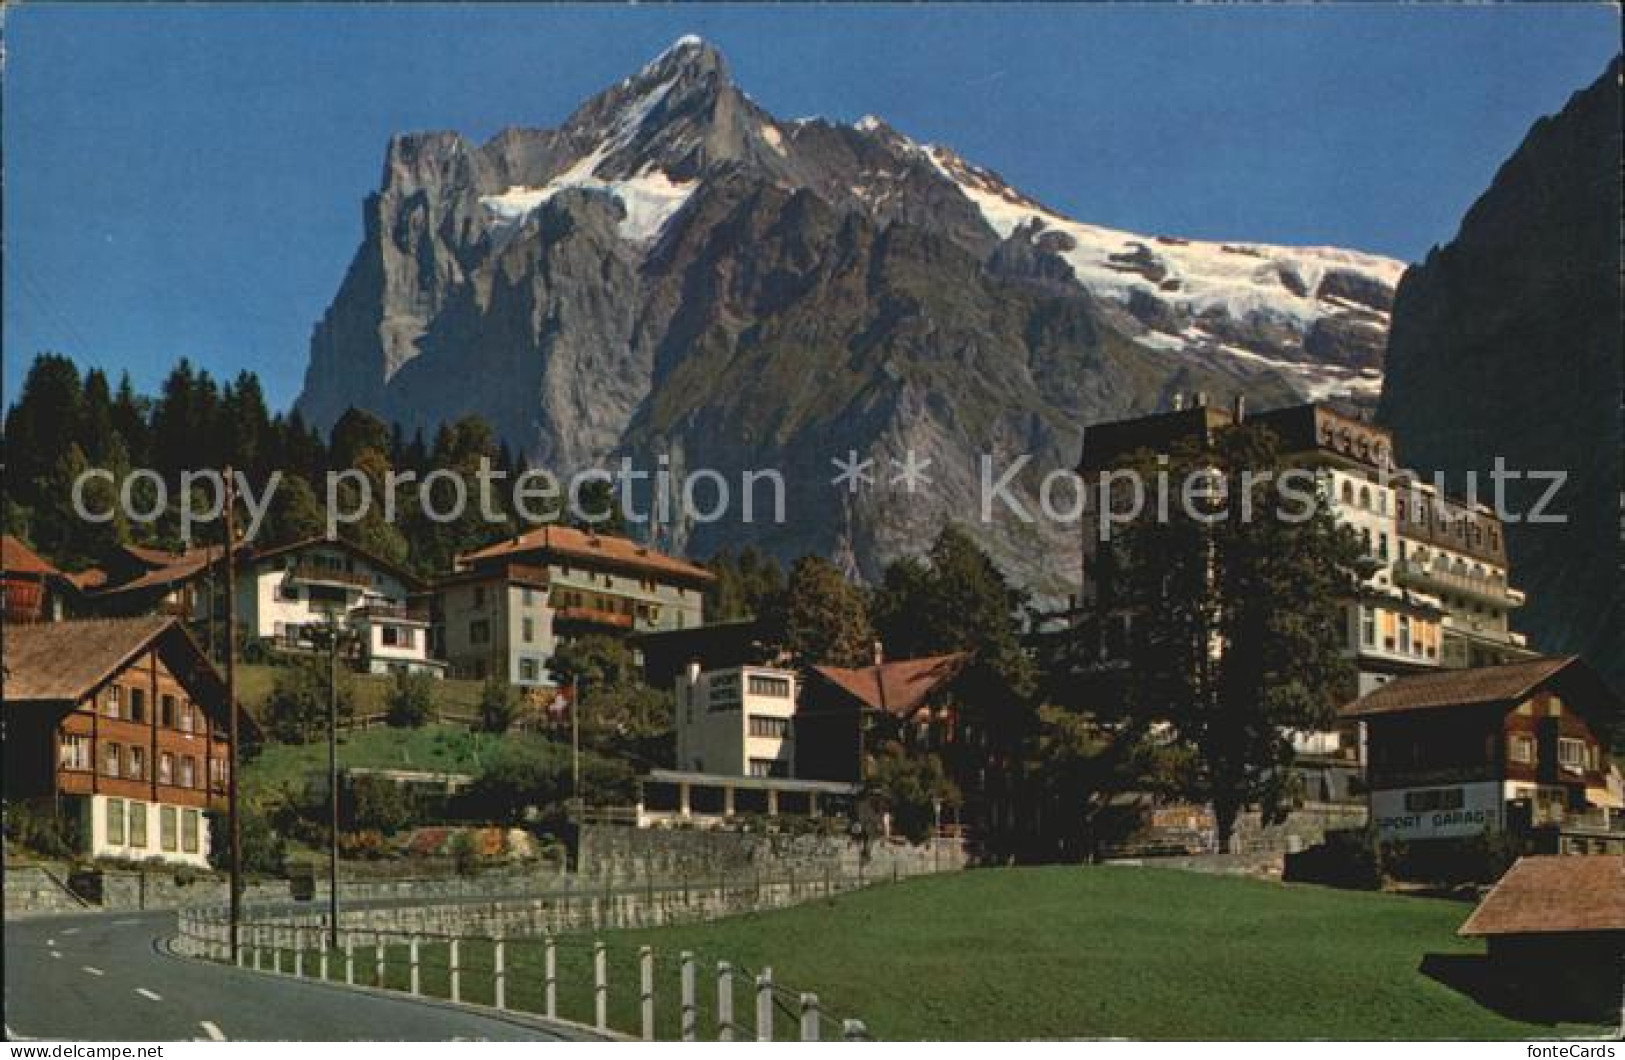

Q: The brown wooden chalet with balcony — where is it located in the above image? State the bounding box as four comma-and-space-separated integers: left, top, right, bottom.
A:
795, 652, 971, 784
2, 616, 251, 867
1343, 656, 1623, 854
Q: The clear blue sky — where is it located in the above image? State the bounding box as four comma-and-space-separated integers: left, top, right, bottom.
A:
5, 4, 1618, 411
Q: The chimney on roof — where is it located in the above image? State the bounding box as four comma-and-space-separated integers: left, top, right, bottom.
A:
1233, 394, 1246, 422
1172, 393, 1186, 412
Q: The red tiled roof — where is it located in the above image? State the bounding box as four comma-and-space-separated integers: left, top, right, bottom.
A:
1459, 856, 1625, 937
90, 547, 222, 596
1, 535, 61, 577
1340, 656, 1583, 718
812, 652, 970, 716
66, 569, 108, 591
458, 526, 713, 583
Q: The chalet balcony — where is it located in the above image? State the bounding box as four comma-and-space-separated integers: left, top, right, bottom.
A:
554, 605, 634, 630
287, 560, 371, 589
350, 603, 430, 625
1392, 559, 1522, 609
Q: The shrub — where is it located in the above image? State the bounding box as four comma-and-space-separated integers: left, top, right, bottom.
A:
385, 670, 435, 728
478, 677, 521, 734
449, 830, 480, 876
263, 657, 355, 744
345, 775, 416, 834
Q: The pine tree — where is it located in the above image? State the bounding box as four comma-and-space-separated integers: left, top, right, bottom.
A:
1106, 423, 1367, 844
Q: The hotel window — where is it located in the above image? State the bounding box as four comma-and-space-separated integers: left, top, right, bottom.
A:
210, 758, 228, 791
160, 694, 177, 728
180, 756, 197, 789
180, 701, 195, 733
1377, 533, 1389, 561
107, 799, 126, 845
1358, 486, 1372, 511
1397, 615, 1412, 655
59, 735, 91, 771
1340, 481, 1354, 506
159, 752, 174, 785
518, 658, 539, 682
103, 741, 122, 777
747, 675, 792, 698
127, 746, 146, 781
182, 809, 200, 853
160, 807, 178, 852
1359, 607, 1375, 647
130, 688, 146, 723
522, 617, 535, 643
130, 803, 147, 848
104, 685, 122, 718
1557, 738, 1587, 772
281, 582, 300, 601
749, 716, 791, 739
1508, 734, 1534, 764
522, 587, 534, 606
748, 758, 788, 778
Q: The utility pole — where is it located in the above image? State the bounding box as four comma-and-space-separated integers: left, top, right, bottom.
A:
224, 466, 241, 964
571, 675, 583, 820
305, 617, 348, 950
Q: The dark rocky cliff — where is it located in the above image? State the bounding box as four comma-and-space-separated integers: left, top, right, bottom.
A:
1380, 58, 1623, 687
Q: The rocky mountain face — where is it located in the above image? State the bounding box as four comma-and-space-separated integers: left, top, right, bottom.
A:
1379, 59, 1622, 688
297, 37, 1405, 593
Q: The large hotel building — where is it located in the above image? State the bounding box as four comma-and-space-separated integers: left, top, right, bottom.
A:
1073, 396, 1535, 762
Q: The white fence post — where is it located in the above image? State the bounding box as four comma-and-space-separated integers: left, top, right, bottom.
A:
272, 929, 282, 974
320, 937, 329, 982
800, 993, 820, 1041
639, 946, 655, 1041
755, 968, 773, 1042
494, 935, 507, 1011
375, 933, 386, 988
410, 937, 421, 996
544, 934, 557, 1019
593, 940, 608, 1032
294, 926, 304, 978
449, 937, 461, 1003
716, 961, 734, 1042
344, 934, 355, 985
680, 951, 697, 1042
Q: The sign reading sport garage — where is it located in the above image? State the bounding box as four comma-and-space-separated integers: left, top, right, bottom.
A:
1370, 782, 1503, 841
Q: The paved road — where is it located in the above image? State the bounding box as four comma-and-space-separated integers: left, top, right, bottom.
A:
3, 911, 591, 1041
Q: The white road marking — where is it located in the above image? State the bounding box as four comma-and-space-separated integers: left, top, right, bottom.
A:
61, 928, 80, 935
135, 988, 163, 1002
46, 938, 56, 946
82, 966, 105, 977
199, 1021, 227, 1041
49, 951, 63, 960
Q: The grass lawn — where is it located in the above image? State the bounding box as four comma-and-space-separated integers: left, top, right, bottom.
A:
235, 663, 488, 722
243, 723, 508, 800
296, 866, 1610, 1040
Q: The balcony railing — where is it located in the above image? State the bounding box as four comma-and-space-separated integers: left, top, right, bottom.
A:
288, 561, 371, 588
553, 605, 634, 630
1392, 559, 1521, 609
350, 603, 430, 624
